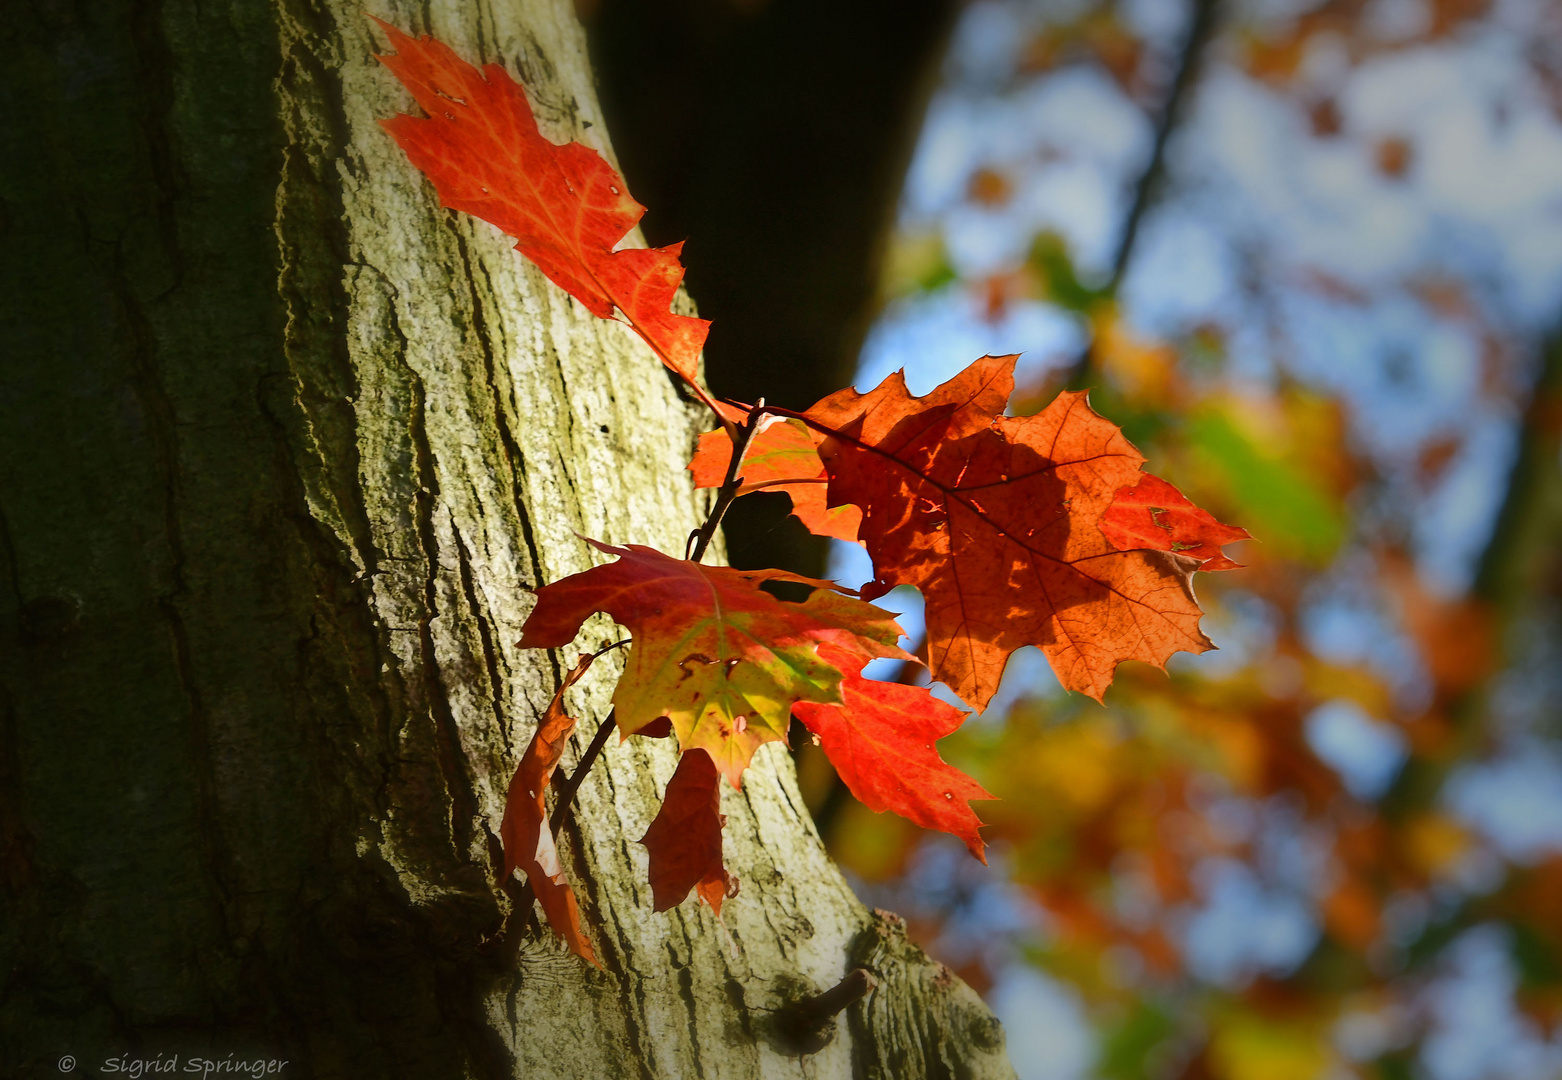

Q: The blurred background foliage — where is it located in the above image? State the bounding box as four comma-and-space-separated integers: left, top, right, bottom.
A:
586, 0, 1562, 1076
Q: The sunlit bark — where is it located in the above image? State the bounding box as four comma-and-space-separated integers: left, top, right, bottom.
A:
0, 2, 1013, 1077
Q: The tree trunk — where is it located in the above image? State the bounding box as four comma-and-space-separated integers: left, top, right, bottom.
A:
0, 2, 1015, 1078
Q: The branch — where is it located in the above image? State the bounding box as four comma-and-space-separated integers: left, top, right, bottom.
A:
1472, 327, 1562, 611
1369, 325, 1562, 963
769, 968, 878, 1053
1067, 0, 1223, 390
514, 709, 620, 926
511, 640, 626, 923
687, 399, 768, 563
549, 709, 619, 836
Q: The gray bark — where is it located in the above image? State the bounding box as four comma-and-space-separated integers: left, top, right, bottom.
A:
0, 1, 1015, 1078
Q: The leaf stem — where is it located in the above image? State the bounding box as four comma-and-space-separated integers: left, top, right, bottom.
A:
732, 400, 824, 436
686, 399, 768, 563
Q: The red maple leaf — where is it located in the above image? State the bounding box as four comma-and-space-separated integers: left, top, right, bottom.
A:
372, 19, 716, 409
520, 541, 994, 858
698, 356, 1232, 707
500, 653, 599, 966
1099, 474, 1251, 571
639, 748, 734, 913
794, 645, 993, 860
517, 540, 906, 788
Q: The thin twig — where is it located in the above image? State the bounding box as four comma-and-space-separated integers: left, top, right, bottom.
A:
730, 401, 855, 445
548, 708, 619, 835
541, 639, 631, 833
687, 398, 768, 563
511, 640, 627, 919
518, 402, 771, 925
513, 712, 616, 919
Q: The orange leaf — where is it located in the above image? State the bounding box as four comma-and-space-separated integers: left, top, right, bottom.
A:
794, 644, 993, 860
1375, 136, 1413, 179
500, 653, 599, 966
518, 540, 907, 787
1322, 878, 1381, 951
372, 20, 713, 402
1379, 548, 1495, 698
695, 867, 738, 913
689, 418, 862, 542
693, 358, 1233, 706
966, 167, 1014, 207
1100, 474, 1251, 571
806, 356, 1218, 707
639, 748, 733, 913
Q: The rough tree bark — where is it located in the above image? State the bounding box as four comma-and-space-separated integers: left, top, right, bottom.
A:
0, 2, 1015, 1078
